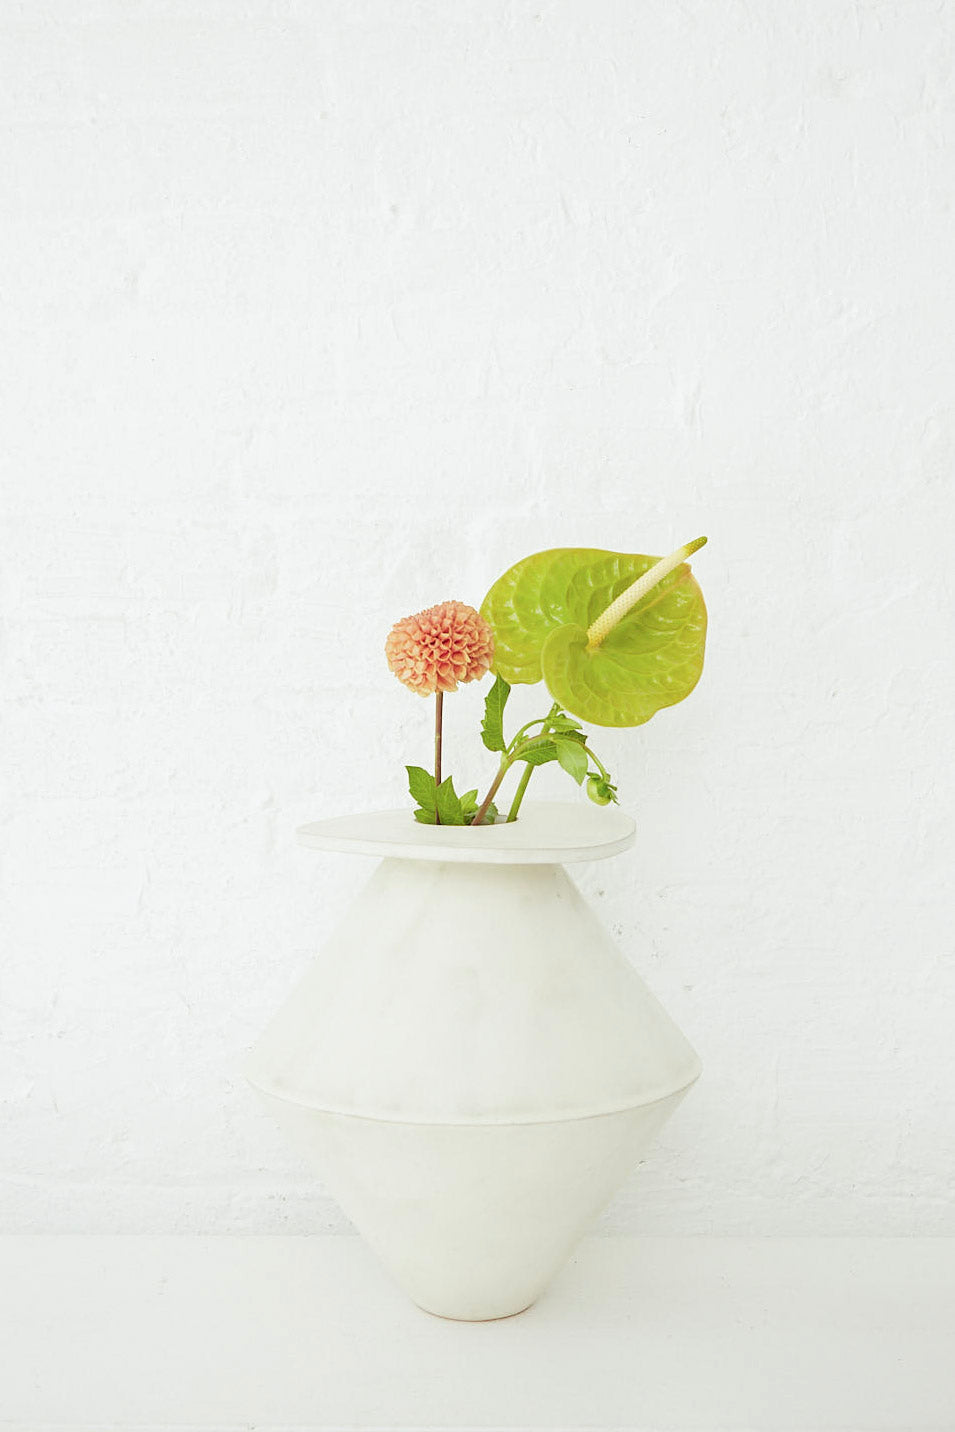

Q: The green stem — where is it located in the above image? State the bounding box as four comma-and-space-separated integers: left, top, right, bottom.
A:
504, 714, 550, 756
505, 762, 533, 822
506, 712, 556, 822
472, 706, 562, 828
582, 744, 609, 780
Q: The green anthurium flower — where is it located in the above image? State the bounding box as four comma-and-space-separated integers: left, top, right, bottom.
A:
480, 538, 707, 728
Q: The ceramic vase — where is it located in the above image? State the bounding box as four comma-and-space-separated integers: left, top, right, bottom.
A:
244, 801, 700, 1321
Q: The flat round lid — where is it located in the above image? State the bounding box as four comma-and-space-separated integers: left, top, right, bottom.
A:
296, 801, 635, 864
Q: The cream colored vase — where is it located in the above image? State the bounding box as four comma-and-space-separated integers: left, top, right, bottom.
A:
244, 801, 700, 1321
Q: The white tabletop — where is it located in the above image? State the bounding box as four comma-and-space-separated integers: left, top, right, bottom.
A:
1, 1234, 952, 1431
296, 800, 636, 864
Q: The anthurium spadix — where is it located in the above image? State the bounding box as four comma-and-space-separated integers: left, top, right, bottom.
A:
480, 538, 708, 727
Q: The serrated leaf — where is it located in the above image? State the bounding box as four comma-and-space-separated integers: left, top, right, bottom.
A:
435, 775, 466, 826
519, 739, 558, 767
469, 800, 499, 825
406, 765, 436, 811
459, 788, 479, 816
481, 674, 510, 752
480, 547, 707, 727
413, 808, 437, 824
554, 735, 589, 784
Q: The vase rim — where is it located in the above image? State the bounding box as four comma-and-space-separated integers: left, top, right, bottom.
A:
296, 800, 636, 865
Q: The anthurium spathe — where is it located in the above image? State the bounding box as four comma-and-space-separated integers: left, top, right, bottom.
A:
479, 538, 707, 727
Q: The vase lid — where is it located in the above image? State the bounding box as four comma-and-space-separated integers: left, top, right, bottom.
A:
296, 800, 635, 864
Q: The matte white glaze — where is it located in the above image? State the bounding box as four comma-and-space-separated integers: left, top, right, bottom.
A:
246, 856, 699, 1124
246, 808, 700, 1318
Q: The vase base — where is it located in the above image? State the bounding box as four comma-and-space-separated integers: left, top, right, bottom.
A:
415, 1299, 535, 1322
251, 1087, 694, 1318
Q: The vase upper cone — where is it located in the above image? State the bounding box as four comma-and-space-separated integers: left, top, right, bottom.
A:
245, 812, 700, 1126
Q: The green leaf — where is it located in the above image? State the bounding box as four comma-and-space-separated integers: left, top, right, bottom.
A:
406, 765, 436, 811
480, 547, 707, 727
468, 800, 498, 825
519, 739, 558, 767
547, 710, 583, 733
559, 728, 587, 746
435, 775, 466, 826
481, 674, 510, 752
413, 807, 437, 823
459, 788, 479, 815
553, 735, 589, 784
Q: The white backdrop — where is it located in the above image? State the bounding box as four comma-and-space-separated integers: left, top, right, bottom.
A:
2, 0, 953, 1236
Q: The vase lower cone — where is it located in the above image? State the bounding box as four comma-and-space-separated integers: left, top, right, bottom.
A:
256, 1089, 692, 1321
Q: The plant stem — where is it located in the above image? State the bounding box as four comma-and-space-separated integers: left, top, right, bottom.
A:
504, 715, 548, 755
472, 726, 558, 827
506, 762, 534, 823
434, 691, 443, 824
582, 744, 610, 780
506, 711, 555, 822
471, 759, 510, 826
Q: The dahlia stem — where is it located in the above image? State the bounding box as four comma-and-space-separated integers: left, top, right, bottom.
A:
434, 691, 444, 824
587, 535, 707, 649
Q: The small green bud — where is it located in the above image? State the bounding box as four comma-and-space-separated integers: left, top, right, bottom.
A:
587, 774, 613, 806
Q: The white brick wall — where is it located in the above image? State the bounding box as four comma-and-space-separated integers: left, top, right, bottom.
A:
2, 0, 953, 1234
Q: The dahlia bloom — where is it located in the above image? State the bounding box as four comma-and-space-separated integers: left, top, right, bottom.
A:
386, 600, 494, 696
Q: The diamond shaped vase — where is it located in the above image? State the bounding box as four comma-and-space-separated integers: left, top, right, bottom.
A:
244, 803, 700, 1320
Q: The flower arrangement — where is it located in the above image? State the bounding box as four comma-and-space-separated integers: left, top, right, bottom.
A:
386, 537, 708, 826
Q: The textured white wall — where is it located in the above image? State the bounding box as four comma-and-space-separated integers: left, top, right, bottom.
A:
2, 0, 954, 1236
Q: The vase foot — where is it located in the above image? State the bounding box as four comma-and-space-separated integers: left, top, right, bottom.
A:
415, 1299, 535, 1322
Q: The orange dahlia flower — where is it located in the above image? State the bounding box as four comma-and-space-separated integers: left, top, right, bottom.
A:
386, 600, 494, 696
